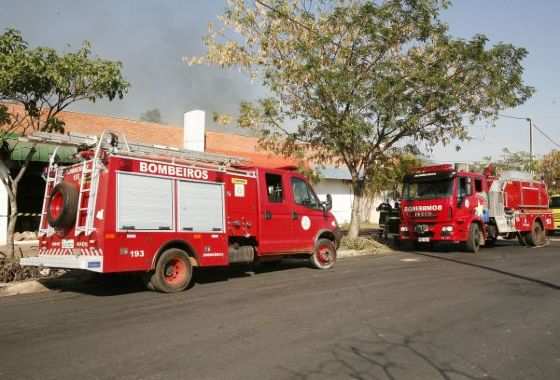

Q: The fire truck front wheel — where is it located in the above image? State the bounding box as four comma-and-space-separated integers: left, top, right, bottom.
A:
310, 238, 337, 270
47, 182, 79, 229
465, 223, 481, 254
148, 249, 193, 293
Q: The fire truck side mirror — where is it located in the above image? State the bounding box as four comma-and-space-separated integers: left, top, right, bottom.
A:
323, 194, 333, 213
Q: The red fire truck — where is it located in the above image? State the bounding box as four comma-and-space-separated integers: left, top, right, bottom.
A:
399, 164, 554, 252
20, 131, 341, 292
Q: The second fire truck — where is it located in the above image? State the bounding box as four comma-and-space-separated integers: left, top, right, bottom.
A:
399, 164, 553, 252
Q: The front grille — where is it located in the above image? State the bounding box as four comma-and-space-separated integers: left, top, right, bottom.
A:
414, 224, 434, 237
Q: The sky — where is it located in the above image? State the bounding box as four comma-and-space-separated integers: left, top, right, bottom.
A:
1, 0, 559, 163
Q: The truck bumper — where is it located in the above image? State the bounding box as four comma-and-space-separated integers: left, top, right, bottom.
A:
399, 223, 463, 243
20, 255, 104, 272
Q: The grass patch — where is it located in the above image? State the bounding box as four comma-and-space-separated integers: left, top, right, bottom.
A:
340, 236, 381, 251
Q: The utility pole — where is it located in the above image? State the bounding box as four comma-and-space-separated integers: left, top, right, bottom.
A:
527, 117, 533, 173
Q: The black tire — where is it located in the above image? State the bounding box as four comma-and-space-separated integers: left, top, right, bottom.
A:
518, 232, 529, 246
485, 224, 498, 247
525, 220, 546, 247
148, 249, 193, 293
310, 239, 336, 270
46, 182, 79, 229
465, 223, 481, 253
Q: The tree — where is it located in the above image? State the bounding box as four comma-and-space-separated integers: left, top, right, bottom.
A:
189, 0, 533, 237
471, 148, 533, 173
0, 29, 129, 258
539, 150, 560, 194
367, 152, 425, 201
140, 108, 162, 123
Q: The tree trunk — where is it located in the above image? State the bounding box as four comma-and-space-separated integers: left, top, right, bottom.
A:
347, 181, 364, 238
0, 148, 34, 259
6, 188, 17, 259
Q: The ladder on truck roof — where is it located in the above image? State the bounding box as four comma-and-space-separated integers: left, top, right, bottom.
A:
24, 131, 247, 166
38, 147, 64, 237
24, 130, 251, 237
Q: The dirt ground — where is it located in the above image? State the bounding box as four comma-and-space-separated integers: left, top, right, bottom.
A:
0, 242, 49, 283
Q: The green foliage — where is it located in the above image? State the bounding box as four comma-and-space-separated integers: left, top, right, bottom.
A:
0, 28, 129, 258
190, 0, 533, 236
366, 152, 425, 198
140, 108, 163, 123
471, 148, 533, 173
538, 150, 560, 194
0, 28, 129, 139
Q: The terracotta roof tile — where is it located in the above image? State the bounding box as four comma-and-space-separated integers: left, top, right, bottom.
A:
4, 103, 299, 168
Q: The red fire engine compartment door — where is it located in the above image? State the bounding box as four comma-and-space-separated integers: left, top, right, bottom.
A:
257, 170, 296, 254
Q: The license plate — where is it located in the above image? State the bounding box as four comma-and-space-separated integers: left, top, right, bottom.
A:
418, 237, 430, 243
61, 239, 74, 249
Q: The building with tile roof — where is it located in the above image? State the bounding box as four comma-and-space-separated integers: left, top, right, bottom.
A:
0, 105, 383, 244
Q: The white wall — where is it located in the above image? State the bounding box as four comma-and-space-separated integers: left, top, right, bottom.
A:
314, 179, 353, 224
314, 178, 386, 225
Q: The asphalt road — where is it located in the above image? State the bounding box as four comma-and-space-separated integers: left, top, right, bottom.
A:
1, 240, 560, 380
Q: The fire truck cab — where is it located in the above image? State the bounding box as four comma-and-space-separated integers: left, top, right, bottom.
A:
399, 164, 553, 252
21, 131, 341, 293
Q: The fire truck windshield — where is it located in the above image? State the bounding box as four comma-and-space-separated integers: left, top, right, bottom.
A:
550, 196, 560, 208
403, 178, 453, 200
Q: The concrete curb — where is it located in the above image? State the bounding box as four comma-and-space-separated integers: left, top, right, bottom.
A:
338, 247, 393, 258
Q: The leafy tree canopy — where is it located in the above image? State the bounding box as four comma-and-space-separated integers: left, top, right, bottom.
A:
189, 0, 533, 236
538, 150, 560, 194
0, 28, 129, 140
0, 28, 129, 258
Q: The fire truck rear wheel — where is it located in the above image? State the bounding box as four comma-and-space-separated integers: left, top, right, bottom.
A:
46, 182, 79, 229
310, 239, 337, 270
150, 249, 193, 293
465, 223, 481, 254
526, 220, 546, 247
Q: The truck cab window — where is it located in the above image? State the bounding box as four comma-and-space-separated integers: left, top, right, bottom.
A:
458, 177, 472, 197
266, 173, 283, 202
291, 177, 320, 209
474, 178, 483, 193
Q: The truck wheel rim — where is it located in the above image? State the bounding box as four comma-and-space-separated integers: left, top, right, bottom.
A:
317, 246, 333, 265
49, 192, 64, 219
163, 258, 187, 286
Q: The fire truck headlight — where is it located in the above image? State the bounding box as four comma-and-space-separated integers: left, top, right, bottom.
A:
441, 226, 453, 236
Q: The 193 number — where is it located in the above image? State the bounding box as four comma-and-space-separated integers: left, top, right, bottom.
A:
130, 250, 145, 258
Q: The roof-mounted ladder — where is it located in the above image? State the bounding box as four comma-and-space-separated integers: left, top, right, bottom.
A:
38, 147, 64, 237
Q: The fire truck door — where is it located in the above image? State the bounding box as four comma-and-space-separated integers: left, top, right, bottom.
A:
258, 171, 295, 253
288, 176, 324, 252
456, 175, 476, 237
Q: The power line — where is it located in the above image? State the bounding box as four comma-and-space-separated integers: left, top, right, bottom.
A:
498, 113, 529, 121
498, 113, 560, 149
532, 122, 560, 149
